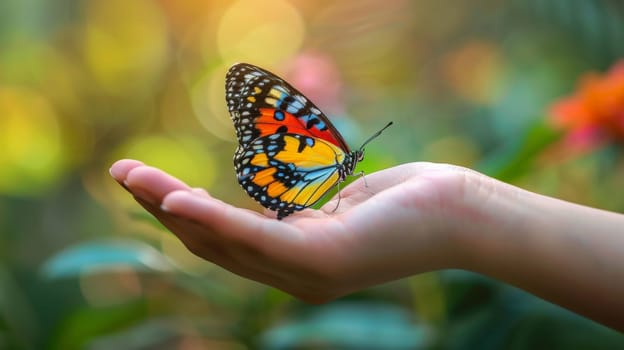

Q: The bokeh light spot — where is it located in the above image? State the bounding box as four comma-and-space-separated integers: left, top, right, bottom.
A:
0, 87, 64, 195
80, 268, 142, 307
442, 40, 505, 105
83, 0, 169, 94
216, 0, 305, 66
190, 66, 238, 142
421, 136, 479, 167
116, 135, 216, 189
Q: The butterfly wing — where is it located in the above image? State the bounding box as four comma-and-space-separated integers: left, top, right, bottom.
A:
235, 133, 349, 219
225, 63, 351, 152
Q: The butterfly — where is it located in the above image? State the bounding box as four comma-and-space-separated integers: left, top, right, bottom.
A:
225, 63, 392, 220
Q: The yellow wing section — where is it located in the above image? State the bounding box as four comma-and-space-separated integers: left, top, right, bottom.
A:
240, 133, 348, 210
274, 134, 345, 169
279, 170, 341, 206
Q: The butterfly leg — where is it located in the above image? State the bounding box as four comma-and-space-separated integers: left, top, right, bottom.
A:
355, 171, 368, 188
331, 171, 367, 213
332, 181, 342, 213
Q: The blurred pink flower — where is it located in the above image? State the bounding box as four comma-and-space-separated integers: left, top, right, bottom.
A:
284, 52, 344, 116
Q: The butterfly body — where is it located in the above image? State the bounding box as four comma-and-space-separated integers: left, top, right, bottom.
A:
225, 63, 374, 220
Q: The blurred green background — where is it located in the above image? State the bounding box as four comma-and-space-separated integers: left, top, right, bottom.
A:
1, 0, 624, 349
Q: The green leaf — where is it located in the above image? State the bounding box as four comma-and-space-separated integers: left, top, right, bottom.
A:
81, 318, 188, 350
50, 300, 148, 350
261, 302, 429, 350
478, 120, 561, 182
41, 239, 173, 279
0, 265, 37, 349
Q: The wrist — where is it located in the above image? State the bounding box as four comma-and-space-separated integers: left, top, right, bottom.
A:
449, 170, 624, 329
385, 164, 497, 272
445, 169, 529, 272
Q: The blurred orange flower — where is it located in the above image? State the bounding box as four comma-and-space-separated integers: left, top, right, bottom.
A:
549, 60, 624, 152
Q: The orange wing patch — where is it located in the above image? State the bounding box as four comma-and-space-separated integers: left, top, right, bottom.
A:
252, 167, 276, 187
250, 153, 269, 167
267, 182, 288, 197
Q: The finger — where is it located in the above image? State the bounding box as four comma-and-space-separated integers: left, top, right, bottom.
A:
125, 166, 193, 204
133, 195, 234, 256
161, 190, 287, 244
137, 194, 295, 284
109, 159, 145, 190
156, 209, 309, 291
133, 196, 249, 270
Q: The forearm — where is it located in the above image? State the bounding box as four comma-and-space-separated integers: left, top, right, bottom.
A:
455, 174, 624, 330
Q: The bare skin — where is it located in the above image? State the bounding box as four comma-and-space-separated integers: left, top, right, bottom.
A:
110, 159, 624, 331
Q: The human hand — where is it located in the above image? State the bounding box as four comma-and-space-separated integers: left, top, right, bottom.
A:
109, 159, 624, 330
110, 159, 483, 302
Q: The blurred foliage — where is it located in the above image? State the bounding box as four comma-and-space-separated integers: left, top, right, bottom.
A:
1, 0, 624, 349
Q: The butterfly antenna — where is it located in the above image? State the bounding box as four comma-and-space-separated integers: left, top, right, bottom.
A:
359, 121, 393, 151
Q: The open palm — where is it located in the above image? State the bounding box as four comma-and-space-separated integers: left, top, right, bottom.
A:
111, 159, 468, 302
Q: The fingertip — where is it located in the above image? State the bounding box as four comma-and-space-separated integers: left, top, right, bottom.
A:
122, 166, 193, 205
109, 159, 144, 182
125, 166, 191, 191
